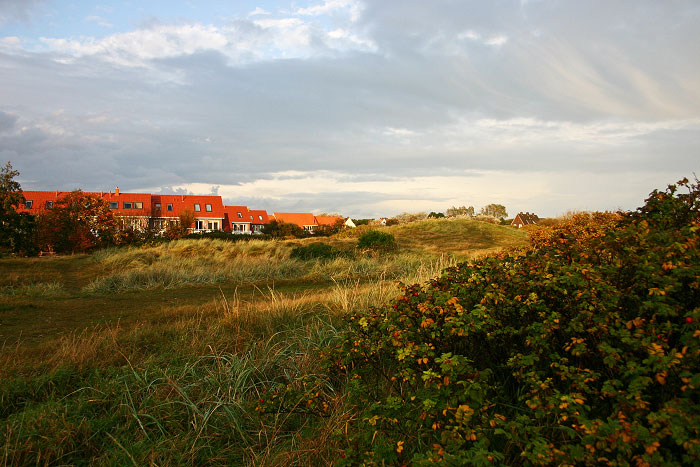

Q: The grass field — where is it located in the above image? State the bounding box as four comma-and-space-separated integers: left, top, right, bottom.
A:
0, 219, 527, 465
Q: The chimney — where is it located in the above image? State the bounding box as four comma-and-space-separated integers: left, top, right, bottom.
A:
115, 187, 120, 196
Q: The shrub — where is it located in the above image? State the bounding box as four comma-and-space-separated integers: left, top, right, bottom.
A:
357, 230, 396, 251
290, 243, 340, 261
306, 178, 700, 465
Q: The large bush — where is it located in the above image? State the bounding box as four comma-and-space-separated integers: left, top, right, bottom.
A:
314, 178, 700, 465
357, 230, 397, 251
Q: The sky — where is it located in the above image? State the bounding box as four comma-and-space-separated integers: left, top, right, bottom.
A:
1, 0, 698, 218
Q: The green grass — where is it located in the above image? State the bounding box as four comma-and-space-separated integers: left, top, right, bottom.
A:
0, 218, 527, 465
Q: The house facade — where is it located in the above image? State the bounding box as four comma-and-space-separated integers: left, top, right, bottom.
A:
18, 189, 257, 234
17, 189, 360, 236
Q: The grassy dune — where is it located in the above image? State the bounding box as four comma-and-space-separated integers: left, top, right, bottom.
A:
0, 219, 527, 465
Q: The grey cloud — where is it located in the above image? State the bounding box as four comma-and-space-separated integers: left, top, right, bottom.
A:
0, 110, 17, 132
2, 1, 699, 216
0, 0, 45, 24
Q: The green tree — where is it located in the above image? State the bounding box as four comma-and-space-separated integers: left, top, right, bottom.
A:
261, 220, 306, 238
0, 161, 37, 255
445, 205, 474, 217
38, 190, 117, 253
479, 203, 507, 219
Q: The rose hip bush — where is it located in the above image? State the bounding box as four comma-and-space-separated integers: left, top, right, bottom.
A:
308, 179, 699, 465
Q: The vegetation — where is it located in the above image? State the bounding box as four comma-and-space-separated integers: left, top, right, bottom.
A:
0, 215, 521, 465
290, 178, 699, 465
5, 176, 697, 465
446, 205, 475, 217
357, 229, 397, 251
262, 220, 307, 238
290, 242, 342, 260
37, 190, 118, 253
0, 161, 37, 256
479, 203, 507, 219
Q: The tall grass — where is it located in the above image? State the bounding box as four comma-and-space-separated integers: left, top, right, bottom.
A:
0, 281, 66, 298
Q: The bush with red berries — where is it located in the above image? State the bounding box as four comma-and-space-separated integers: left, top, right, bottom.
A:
317, 178, 700, 465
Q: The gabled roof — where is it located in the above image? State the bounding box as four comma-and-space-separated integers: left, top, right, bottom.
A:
273, 212, 316, 227
512, 212, 540, 226
153, 194, 225, 219
314, 215, 344, 226
18, 190, 153, 216
249, 210, 270, 224
17, 190, 63, 214
223, 206, 251, 223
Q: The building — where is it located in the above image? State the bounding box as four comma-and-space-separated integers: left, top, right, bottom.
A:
273, 212, 318, 232
511, 212, 540, 228
248, 210, 270, 234
19, 189, 227, 233
223, 205, 252, 233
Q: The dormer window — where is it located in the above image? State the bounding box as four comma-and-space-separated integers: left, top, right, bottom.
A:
167, 204, 173, 212
123, 202, 132, 209
237, 212, 242, 218
205, 204, 212, 212
45, 200, 53, 209
109, 202, 118, 209
259, 215, 263, 221
25, 200, 33, 209
194, 204, 201, 212
134, 202, 143, 209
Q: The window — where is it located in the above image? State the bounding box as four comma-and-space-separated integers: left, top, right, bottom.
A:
259, 215, 263, 221
123, 202, 132, 209
109, 202, 118, 209
167, 204, 173, 212
205, 204, 212, 212
250, 215, 254, 220
237, 212, 242, 218
196, 220, 205, 230
134, 202, 143, 209
25, 200, 33, 209
155, 203, 161, 210
45, 200, 53, 209
194, 204, 201, 212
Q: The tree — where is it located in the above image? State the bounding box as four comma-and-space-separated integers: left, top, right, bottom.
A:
261, 220, 306, 238
445, 205, 474, 217
0, 161, 37, 255
428, 212, 445, 218
479, 203, 507, 219
166, 210, 195, 239
38, 190, 117, 253
315, 218, 345, 237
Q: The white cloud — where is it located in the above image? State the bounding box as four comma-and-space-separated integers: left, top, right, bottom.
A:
85, 15, 113, 28
40, 24, 228, 66
248, 7, 270, 17
296, 0, 363, 21
169, 168, 674, 218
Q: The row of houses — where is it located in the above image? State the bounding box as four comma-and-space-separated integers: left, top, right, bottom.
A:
17, 188, 353, 234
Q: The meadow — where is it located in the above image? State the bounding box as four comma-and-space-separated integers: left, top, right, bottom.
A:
0, 218, 527, 465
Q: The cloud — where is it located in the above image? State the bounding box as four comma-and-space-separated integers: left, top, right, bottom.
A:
85, 15, 113, 28
0, 0, 45, 24
0, 110, 18, 133
2, 1, 699, 219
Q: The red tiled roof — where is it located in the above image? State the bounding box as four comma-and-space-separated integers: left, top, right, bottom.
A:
314, 215, 344, 226
511, 212, 539, 226
223, 206, 251, 232
153, 194, 225, 219
17, 190, 62, 214
249, 210, 270, 224
273, 212, 316, 228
